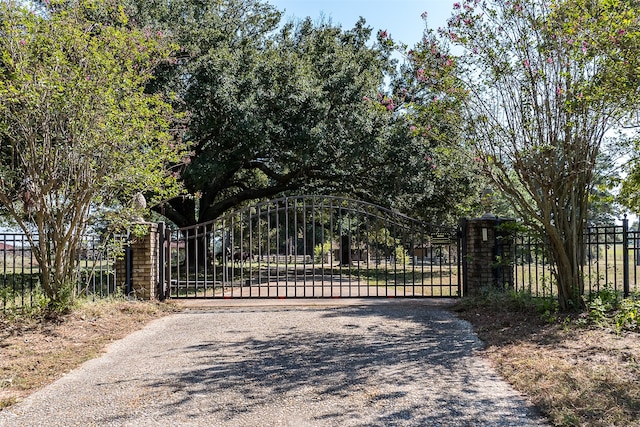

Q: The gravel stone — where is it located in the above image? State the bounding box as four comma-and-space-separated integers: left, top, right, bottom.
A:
0, 299, 549, 426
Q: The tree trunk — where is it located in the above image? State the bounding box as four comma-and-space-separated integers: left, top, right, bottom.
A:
340, 235, 352, 266
182, 230, 210, 269
546, 222, 585, 311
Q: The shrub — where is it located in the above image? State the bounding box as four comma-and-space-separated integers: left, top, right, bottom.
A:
313, 242, 332, 264
583, 287, 640, 333
394, 245, 409, 265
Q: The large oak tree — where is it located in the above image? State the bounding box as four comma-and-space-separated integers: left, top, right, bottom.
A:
128, 0, 477, 227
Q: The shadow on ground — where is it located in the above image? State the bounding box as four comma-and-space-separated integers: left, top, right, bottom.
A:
138, 303, 544, 426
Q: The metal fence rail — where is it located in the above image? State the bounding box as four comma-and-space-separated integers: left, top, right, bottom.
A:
4, 214, 637, 310
513, 218, 640, 297
0, 233, 39, 310
0, 233, 120, 311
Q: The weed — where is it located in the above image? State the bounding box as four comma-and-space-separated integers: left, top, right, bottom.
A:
0, 397, 17, 410
582, 287, 640, 334
455, 287, 558, 322
614, 298, 639, 333
313, 242, 332, 263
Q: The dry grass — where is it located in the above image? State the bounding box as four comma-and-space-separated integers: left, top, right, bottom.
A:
454, 293, 640, 426
0, 299, 180, 409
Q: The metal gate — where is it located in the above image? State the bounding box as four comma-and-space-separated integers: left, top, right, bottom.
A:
163, 195, 461, 299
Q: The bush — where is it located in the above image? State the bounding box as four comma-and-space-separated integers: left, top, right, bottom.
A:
615, 298, 639, 332
583, 287, 640, 333
313, 242, 332, 264
393, 245, 409, 265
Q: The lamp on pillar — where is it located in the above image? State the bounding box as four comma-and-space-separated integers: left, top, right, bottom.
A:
480, 187, 496, 219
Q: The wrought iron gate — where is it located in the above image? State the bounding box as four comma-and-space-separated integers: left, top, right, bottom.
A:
164, 195, 461, 299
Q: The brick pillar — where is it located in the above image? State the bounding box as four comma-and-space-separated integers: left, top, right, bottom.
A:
115, 223, 160, 300
461, 217, 515, 296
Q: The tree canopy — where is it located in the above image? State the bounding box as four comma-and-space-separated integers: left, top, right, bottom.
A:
124, 0, 478, 226
388, 14, 483, 222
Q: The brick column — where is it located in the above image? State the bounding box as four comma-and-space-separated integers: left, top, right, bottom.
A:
461, 217, 515, 296
115, 223, 160, 300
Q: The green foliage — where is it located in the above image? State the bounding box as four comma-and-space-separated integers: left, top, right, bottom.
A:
510, 288, 559, 319
43, 282, 77, 314
126, 0, 471, 227
0, 0, 187, 309
129, 224, 151, 240
585, 286, 619, 324
439, 0, 640, 311
583, 287, 640, 333
0, 280, 50, 317
553, 0, 640, 219
388, 18, 483, 222
495, 220, 528, 236
619, 139, 640, 213
589, 150, 624, 225
456, 286, 559, 321
615, 297, 640, 332
129, 1, 382, 224
393, 245, 409, 265
313, 241, 332, 264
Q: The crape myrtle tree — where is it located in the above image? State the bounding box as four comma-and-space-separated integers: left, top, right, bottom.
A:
559, 0, 639, 222
440, 0, 640, 310
0, 0, 187, 309
340, 26, 482, 224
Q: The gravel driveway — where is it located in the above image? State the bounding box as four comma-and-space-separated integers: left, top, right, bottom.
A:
0, 299, 548, 426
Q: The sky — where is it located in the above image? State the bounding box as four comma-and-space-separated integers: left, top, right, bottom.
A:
265, 0, 457, 48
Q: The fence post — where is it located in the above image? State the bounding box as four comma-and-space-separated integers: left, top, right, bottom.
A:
623, 215, 630, 298
125, 231, 132, 297
461, 216, 516, 296
114, 223, 160, 300
158, 222, 166, 301
459, 218, 468, 297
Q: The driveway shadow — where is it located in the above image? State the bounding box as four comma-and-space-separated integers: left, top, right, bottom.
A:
140, 303, 545, 426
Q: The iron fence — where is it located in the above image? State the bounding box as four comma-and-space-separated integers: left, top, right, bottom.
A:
0, 232, 121, 311
512, 218, 640, 297
5, 214, 637, 310
164, 195, 461, 299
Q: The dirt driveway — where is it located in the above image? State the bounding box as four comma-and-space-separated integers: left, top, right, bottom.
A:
0, 299, 548, 426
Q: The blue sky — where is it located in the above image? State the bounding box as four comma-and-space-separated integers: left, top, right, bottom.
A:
265, 0, 457, 48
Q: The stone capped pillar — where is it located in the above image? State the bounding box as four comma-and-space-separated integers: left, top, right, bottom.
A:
115, 223, 160, 300
461, 217, 515, 296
